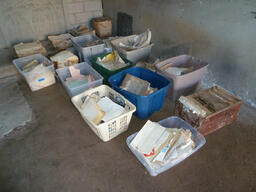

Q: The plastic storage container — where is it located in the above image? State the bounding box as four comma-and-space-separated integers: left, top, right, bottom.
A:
13, 54, 56, 91
155, 55, 208, 101
56, 62, 103, 98
111, 35, 154, 63
71, 85, 136, 142
108, 67, 170, 119
126, 116, 206, 176
71, 34, 105, 62
90, 52, 133, 84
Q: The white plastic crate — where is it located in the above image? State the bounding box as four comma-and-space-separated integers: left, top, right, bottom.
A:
71, 34, 105, 62
126, 116, 206, 176
111, 35, 154, 63
13, 54, 56, 91
56, 62, 103, 98
72, 85, 136, 142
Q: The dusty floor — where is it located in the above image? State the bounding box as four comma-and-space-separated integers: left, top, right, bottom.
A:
0, 76, 255, 192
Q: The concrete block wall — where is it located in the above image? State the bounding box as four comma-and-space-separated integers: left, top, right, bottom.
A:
0, 0, 103, 48
102, 0, 256, 107
63, 0, 103, 30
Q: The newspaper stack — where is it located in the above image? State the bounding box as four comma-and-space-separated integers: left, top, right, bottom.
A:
130, 120, 195, 169
48, 33, 73, 50
120, 74, 157, 96
80, 93, 126, 125
14, 41, 47, 58
50, 50, 79, 69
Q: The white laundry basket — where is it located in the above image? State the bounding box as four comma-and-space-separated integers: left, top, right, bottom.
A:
13, 54, 56, 91
71, 85, 136, 142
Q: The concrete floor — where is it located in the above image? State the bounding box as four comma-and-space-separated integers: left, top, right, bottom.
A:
0, 51, 255, 191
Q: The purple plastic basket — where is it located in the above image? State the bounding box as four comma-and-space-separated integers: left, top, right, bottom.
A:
155, 55, 208, 101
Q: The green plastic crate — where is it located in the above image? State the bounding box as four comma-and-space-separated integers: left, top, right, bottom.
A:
90, 52, 133, 84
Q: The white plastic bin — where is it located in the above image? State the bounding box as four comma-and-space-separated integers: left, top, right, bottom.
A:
72, 85, 136, 142
71, 34, 105, 62
155, 55, 208, 101
56, 62, 103, 98
126, 116, 206, 176
13, 54, 56, 91
111, 35, 154, 63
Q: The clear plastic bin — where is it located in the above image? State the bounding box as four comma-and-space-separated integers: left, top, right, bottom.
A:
111, 35, 154, 63
71, 34, 105, 62
126, 116, 206, 176
13, 54, 56, 91
109, 67, 170, 119
71, 85, 136, 142
56, 62, 103, 98
155, 55, 208, 101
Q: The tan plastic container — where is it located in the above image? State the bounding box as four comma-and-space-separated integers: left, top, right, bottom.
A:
156, 55, 208, 101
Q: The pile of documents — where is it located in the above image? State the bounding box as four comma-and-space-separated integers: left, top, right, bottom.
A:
135, 55, 159, 72
83, 39, 102, 47
96, 51, 129, 71
80, 93, 126, 125
70, 24, 96, 36
21, 59, 50, 73
65, 66, 94, 89
118, 29, 151, 51
130, 120, 195, 169
161, 63, 194, 76
48, 33, 73, 50
120, 74, 157, 96
14, 41, 47, 58
21, 59, 55, 91
50, 50, 79, 69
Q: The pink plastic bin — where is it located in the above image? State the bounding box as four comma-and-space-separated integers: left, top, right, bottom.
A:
156, 55, 208, 101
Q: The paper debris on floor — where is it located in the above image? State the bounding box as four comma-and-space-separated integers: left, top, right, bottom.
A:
65, 66, 94, 89
96, 51, 128, 71
119, 29, 151, 51
14, 41, 47, 57
161, 63, 194, 75
120, 74, 157, 96
70, 24, 96, 36
50, 50, 79, 69
48, 33, 73, 50
80, 93, 125, 125
131, 120, 195, 168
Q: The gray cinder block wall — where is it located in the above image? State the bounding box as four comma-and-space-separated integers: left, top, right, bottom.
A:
102, 0, 256, 107
0, 0, 103, 48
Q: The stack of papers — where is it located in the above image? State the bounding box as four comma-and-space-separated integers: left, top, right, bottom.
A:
48, 33, 73, 50
65, 66, 94, 89
50, 50, 79, 69
96, 51, 128, 71
119, 29, 152, 51
80, 94, 126, 125
120, 74, 157, 96
83, 39, 102, 47
161, 63, 194, 76
22, 59, 50, 73
130, 120, 195, 168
